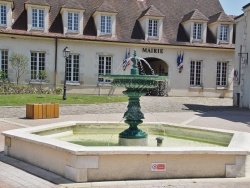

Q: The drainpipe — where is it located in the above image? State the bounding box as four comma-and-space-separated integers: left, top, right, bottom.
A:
54, 37, 58, 90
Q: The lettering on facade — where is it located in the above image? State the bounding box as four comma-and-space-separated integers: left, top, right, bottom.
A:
142, 48, 163, 54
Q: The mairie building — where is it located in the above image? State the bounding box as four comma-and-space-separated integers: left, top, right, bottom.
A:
0, 0, 235, 97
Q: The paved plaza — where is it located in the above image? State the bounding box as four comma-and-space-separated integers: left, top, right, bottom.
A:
0, 97, 250, 187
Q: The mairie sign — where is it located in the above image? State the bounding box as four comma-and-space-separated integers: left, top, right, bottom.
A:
142, 48, 163, 54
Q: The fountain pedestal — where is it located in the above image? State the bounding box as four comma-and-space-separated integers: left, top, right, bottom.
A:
100, 50, 168, 146
119, 89, 148, 146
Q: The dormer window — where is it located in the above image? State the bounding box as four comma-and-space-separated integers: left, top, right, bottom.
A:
208, 12, 234, 44
220, 24, 229, 42
0, 0, 14, 30
193, 22, 202, 40
68, 12, 79, 32
138, 5, 164, 41
92, 0, 117, 38
0, 4, 6, 26
101, 15, 111, 34
25, 1, 50, 33
60, 0, 85, 35
32, 8, 44, 29
181, 9, 208, 43
148, 19, 158, 38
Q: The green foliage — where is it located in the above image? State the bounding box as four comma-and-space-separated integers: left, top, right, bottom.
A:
55, 86, 63, 94
0, 70, 7, 81
9, 53, 29, 85
0, 94, 128, 106
37, 70, 48, 81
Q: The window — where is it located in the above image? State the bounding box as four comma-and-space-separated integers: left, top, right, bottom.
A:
148, 19, 158, 37
193, 23, 202, 40
98, 56, 112, 83
101, 15, 111, 34
32, 8, 44, 29
31, 52, 45, 80
190, 61, 202, 86
0, 4, 6, 26
216, 62, 228, 86
220, 25, 228, 42
68, 12, 79, 31
66, 54, 79, 82
0, 50, 8, 78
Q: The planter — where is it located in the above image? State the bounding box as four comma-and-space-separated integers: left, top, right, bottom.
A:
26, 103, 59, 119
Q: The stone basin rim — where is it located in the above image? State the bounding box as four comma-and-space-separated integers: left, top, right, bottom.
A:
2, 121, 250, 155
99, 74, 169, 81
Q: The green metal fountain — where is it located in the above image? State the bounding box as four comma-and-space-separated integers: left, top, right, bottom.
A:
100, 50, 168, 146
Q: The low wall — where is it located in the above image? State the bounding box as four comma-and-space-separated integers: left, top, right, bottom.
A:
2, 122, 250, 182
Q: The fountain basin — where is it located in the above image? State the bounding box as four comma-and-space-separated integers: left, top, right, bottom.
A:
101, 75, 167, 89
2, 121, 250, 182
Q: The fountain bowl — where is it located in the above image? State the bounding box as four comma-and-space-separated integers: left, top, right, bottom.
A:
2, 121, 250, 182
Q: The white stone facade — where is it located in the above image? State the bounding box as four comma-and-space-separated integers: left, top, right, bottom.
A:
0, 34, 234, 97
233, 4, 250, 107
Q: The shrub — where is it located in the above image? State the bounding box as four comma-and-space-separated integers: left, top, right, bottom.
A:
55, 87, 63, 94
0, 83, 52, 95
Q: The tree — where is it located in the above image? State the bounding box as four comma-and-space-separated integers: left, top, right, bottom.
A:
9, 53, 28, 85
0, 70, 7, 81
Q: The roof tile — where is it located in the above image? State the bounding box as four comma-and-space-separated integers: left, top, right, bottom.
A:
61, 0, 84, 10
140, 5, 164, 18
182, 9, 209, 22
95, 0, 117, 13
1, 0, 234, 48
25, 0, 49, 6
208, 11, 234, 24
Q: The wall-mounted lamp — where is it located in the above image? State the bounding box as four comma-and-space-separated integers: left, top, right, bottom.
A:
238, 52, 248, 64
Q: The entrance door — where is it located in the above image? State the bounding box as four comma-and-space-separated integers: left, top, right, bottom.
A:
139, 57, 169, 96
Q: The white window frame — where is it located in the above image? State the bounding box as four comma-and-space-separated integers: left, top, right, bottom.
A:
100, 15, 111, 34
30, 52, 45, 80
0, 49, 8, 78
66, 54, 80, 82
98, 55, 112, 83
0, 4, 7, 26
32, 8, 44, 29
193, 22, 202, 40
216, 61, 228, 87
148, 19, 158, 38
220, 25, 229, 42
190, 60, 202, 86
68, 12, 79, 32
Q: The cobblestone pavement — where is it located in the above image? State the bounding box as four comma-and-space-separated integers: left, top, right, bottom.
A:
0, 96, 241, 118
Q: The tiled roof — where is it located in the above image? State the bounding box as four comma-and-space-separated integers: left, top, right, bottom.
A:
1, 0, 234, 48
140, 5, 164, 18
25, 0, 49, 6
95, 0, 117, 13
61, 0, 84, 10
182, 9, 209, 22
1, 0, 14, 2
208, 11, 234, 24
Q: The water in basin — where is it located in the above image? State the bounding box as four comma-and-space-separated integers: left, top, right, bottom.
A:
36, 124, 231, 147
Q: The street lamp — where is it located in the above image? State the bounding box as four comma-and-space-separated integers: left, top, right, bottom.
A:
62, 47, 70, 100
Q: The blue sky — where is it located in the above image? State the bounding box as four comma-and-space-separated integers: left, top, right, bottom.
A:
219, 0, 249, 15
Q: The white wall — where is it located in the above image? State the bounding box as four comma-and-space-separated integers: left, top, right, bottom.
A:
234, 7, 250, 108
0, 34, 234, 97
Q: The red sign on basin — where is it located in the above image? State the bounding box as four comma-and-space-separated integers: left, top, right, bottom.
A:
151, 163, 166, 171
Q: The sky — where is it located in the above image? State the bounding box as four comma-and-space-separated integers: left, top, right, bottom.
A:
219, 0, 249, 15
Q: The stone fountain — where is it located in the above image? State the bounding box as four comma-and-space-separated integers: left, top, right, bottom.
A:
100, 50, 167, 146
2, 51, 250, 182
